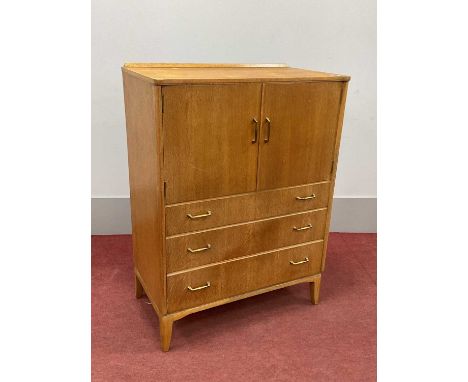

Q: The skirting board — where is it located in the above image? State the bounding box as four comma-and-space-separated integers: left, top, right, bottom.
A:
91, 197, 376, 235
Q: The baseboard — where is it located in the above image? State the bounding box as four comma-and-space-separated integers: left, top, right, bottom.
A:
329, 197, 376, 233
91, 196, 376, 235
91, 197, 132, 235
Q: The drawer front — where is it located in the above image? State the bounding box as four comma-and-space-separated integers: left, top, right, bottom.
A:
166, 241, 323, 313
165, 182, 330, 236
166, 209, 327, 273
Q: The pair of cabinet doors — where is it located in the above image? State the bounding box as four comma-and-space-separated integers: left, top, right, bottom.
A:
162, 81, 343, 204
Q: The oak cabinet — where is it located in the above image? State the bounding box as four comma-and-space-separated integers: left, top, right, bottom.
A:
122, 63, 349, 351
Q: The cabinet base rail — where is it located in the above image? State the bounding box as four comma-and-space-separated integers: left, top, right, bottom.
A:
135, 268, 321, 352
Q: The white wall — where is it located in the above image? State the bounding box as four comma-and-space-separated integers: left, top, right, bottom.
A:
92, 0, 376, 198
92, 0, 376, 233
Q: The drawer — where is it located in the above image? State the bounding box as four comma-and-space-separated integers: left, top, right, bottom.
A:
166, 209, 327, 273
165, 182, 330, 236
166, 241, 323, 313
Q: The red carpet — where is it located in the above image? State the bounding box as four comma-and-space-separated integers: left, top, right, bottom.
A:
92, 233, 376, 381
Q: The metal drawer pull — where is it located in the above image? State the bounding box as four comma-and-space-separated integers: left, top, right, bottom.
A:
296, 193, 316, 200
264, 117, 271, 143
290, 257, 309, 265
187, 244, 211, 253
187, 210, 212, 219
187, 281, 211, 291
252, 118, 259, 143
293, 224, 313, 231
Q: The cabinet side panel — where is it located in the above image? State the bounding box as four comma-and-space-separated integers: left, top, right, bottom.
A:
321, 81, 349, 272
123, 73, 166, 314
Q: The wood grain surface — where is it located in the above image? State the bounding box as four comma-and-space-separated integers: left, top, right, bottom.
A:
122, 63, 350, 84
257, 82, 344, 190
167, 241, 324, 312
165, 182, 330, 235
162, 84, 262, 203
166, 209, 327, 273
122, 73, 166, 314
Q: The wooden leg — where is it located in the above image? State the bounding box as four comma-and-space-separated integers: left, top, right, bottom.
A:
159, 316, 174, 352
135, 274, 145, 299
309, 275, 321, 305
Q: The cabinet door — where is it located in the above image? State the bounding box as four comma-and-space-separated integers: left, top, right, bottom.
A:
257, 82, 343, 190
162, 84, 261, 203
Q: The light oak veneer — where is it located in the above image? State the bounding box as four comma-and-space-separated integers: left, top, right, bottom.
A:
123, 63, 350, 351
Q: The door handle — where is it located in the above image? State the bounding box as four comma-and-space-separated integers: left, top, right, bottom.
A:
252, 118, 259, 143
264, 117, 271, 143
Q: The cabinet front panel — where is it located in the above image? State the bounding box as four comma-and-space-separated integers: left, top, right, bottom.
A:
166, 209, 327, 273
258, 82, 343, 190
167, 241, 323, 312
162, 84, 262, 203
165, 182, 330, 236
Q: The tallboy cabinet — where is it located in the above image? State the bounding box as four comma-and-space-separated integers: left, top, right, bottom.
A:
122, 63, 350, 351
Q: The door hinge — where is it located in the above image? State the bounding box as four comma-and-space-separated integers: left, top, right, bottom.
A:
163, 181, 167, 200
161, 93, 164, 113
330, 160, 335, 175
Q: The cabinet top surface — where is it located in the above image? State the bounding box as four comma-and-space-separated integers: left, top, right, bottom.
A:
122, 63, 350, 84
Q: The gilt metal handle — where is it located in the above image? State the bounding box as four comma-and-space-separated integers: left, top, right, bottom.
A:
187, 244, 212, 253
187, 210, 212, 219
187, 281, 211, 291
293, 224, 313, 231
296, 193, 316, 200
252, 118, 259, 143
264, 117, 271, 143
290, 257, 309, 265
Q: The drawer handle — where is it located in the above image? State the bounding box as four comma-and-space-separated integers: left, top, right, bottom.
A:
290, 257, 309, 265
187, 244, 211, 253
293, 224, 313, 231
187, 210, 212, 219
296, 193, 316, 200
187, 281, 211, 291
